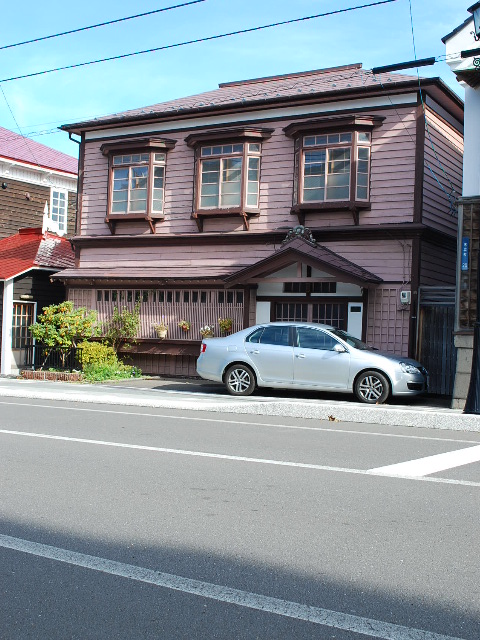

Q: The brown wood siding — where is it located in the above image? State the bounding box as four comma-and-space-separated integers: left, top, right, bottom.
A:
0, 179, 50, 239
69, 286, 245, 340
67, 192, 76, 237
76, 237, 410, 283
422, 106, 463, 236
366, 286, 410, 355
419, 239, 456, 286
0, 178, 76, 239
79, 105, 420, 237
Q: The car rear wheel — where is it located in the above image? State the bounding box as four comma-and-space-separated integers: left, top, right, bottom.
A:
354, 370, 390, 404
225, 364, 256, 396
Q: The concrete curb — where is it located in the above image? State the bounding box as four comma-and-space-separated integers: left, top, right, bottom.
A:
1, 380, 479, 432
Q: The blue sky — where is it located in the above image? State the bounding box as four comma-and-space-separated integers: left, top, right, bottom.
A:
0, 0, 468, 159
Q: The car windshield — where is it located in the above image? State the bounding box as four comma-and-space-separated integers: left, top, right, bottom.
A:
330, 329, 371, 350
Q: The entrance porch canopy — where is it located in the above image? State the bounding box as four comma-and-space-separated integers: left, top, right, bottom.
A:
224, 236, 383, 288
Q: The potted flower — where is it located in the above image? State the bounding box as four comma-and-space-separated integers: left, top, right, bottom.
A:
153, 318, 168, 339
200, 325, 214, 338
218, 317, 233, 334
178, 319, 191, 332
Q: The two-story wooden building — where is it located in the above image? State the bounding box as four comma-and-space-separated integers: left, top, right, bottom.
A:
0, 127, 77, 375
58, 64, 463, 381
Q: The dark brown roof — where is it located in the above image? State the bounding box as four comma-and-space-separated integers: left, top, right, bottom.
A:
0, 126, 78, 175
61, 64, 431, 132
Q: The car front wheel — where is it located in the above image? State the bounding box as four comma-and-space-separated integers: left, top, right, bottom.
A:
354, 370, 390, 404
225, 364, 256, 396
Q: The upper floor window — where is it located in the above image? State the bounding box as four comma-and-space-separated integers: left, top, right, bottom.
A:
186, 127, 273, 231
50, 189, 68, 234
300, 131, 371, 203
284, 115, 383, 224
199, 143, 261, 210
112, 152, 166, 215
101, 137, 176, 234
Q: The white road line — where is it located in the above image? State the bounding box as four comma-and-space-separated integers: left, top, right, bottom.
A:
0, 534, 466, 640
370, 444, 480, 477
1, 428, 480, 487
0, 400, 478, 445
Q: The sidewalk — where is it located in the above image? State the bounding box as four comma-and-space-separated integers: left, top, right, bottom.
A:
1, 375, 479, 432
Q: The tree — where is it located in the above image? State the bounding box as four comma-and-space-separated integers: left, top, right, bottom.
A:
102, 303, 141, 353
29, 302, 98, 349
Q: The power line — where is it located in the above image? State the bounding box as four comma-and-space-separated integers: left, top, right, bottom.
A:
406, 0, 458, 212
0, 86, 42, 167
0, 0, 399, 84
0, 0, 207, 52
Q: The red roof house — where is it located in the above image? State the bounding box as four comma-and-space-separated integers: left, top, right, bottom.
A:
0, 228, 74, 376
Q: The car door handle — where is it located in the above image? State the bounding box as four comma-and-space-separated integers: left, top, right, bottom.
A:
296, 353, 305, 358
249, 350, 260, 355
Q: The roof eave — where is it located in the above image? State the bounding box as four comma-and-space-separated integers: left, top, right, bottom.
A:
61, 77, 461, 135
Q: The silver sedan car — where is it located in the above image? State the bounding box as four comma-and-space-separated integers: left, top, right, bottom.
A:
197, 322, 428, 404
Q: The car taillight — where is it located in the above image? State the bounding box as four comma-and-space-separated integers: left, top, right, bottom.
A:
200, 343, 207, 354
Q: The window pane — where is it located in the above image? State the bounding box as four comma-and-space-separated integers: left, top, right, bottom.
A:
303, 136, 316, 146
248, 143, 261, 153
326, 185, 350, 199
303, 188, 324, 201
357, 186, 368, 199
327, 133, 340, 144
357, 160, 369, 174
129, 200, 147, 212
357, 173, 368, 187
200, 195, 219, 208
201, 159, 220, 179
232, 144, 243, 153
339, 133, 352, 143
357, 132, 371, 143
201, 183, 220, 196
154, 153, 166, 163
296, 328, 338, 350
328, 173, 350, 187
260, 326, 290, 346
222, 181, 241, 195
304, 175, 325, 189
358, 146, 369, 160
221, 193, 241, 206
247, 328, 264, 343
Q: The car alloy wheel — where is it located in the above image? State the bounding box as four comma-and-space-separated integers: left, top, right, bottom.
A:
354, 370, 390, 404
225, 364, 256, 396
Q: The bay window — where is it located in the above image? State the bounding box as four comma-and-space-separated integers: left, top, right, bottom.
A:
284, 115, 383, 225
101, 137, 176, 234
186, 127, 273, 231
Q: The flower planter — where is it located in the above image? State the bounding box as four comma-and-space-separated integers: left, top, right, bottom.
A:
21, 370, 83, 382
156, 329, 168, 339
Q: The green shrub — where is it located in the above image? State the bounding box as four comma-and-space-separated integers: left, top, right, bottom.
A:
78, 341, 117, 367
82, 361, 142, 382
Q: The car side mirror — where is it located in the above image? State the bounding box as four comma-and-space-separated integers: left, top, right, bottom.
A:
333, 343, 347, 353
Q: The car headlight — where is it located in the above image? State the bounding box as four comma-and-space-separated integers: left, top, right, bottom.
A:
399, 362, 420, 374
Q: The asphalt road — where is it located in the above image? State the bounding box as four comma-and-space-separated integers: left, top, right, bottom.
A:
0, 398, 479, 639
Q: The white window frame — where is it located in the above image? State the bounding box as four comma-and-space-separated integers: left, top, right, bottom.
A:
198, 143, 261, 210
50, 188, 68, 234
299, 131, 372, 205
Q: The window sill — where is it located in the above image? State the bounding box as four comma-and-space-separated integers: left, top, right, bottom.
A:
105, 212, 165, 234
192, 208, 260, 231
291, 201, 371, 225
